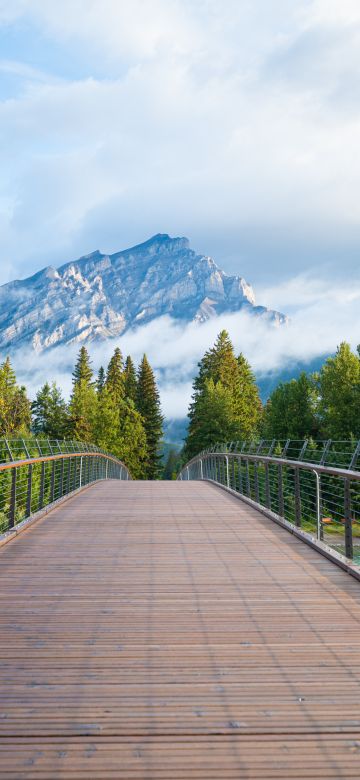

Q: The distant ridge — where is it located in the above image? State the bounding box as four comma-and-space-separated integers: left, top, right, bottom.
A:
0, 234, 288, 353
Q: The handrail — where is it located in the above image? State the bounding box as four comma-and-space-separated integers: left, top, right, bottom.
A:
0, 441, 131, 537
179, 448, 360, 562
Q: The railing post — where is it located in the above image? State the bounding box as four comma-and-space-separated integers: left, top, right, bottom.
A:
59, 459, 64, 497
9, 467, 17, 529
38, 462, 45, 510
73, 459, 77, 491
314, 470, 321, 542
186, 467, 189, 480
50, 461, 56, 503
344, 478, 353, 559
225, 456, 229, 488
278, 464, 284, 517
238, 457, 243, 494
79, 456, 83, 488
200, 459, 203, 480
26, 463, 32, 517
265, 463, 271, 509
245, 459, 250, 496
106, 460, 108, 480
294, 468, 301, 527
254, 461, 259, 503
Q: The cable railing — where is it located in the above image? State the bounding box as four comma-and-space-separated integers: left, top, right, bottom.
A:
0, 438, 131, 537
179, 440, 360, 565
203, 439, 360, 471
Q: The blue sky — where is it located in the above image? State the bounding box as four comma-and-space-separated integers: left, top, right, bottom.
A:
1, 0, 360, 295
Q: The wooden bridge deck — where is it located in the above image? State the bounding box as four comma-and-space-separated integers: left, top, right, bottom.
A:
1, 480, 360, 778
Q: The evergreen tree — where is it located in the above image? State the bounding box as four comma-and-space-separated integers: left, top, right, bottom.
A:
68, 347, 97, 441
105, 347, 124, 402
97, 366, 105, 394
236, 353, 262, 436
185, 331, 261, 458
93, 389, 147, 479
0, 357, 31, 436
185, 379, 243, 457
124, 355, 137, 402
136, 355, 164, 479
163, 448, 182, 480
32, 381, 69, 438
318, 342, 360, 438
261, 372, 319, 439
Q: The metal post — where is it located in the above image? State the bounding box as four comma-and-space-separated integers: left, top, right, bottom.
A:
311, 469, 321, 542
66, 459, 71, 494
238, 457, 243, 494
200, 459, 203, 480
278, 464, 284, 517
106, 460, 108, 480
294, 468, 301, 527
344, 478, 353, 559
73, 458, 77, 491
245, 460, 250, 496
254, 461, 259, 503
26, 463, 32, 517
79, 456, 83, 488
59, 459, 64, 497
50, 460, 56, 503
186, 467, 189, 480
225, 456, 229, 488
9, 467, 17, 529
39, 462, 45, 509
265, 463, 271, 509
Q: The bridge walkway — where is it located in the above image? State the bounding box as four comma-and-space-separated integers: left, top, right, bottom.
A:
1, 480, 360, 778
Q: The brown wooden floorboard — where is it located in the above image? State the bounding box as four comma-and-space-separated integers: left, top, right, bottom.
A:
1, 480, 360, 778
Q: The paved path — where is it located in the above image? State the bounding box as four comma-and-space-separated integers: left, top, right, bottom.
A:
1, 480, 360, 778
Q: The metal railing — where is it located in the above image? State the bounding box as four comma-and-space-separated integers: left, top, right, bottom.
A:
179, 441, 360, 564
0, 438, 131, 536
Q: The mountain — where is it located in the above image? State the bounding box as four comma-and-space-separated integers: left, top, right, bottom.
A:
0, 234, 287, 353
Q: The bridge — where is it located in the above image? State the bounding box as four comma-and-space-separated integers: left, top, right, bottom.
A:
1, 440, 360, 778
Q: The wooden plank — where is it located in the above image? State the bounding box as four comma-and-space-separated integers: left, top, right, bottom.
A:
1, 480, 360, 777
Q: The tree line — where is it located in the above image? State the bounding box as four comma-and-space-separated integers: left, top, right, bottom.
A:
182, 331, 360, 462
0, 347, 163, 479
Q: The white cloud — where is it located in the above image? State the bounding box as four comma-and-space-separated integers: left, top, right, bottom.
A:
0, 0, 359, 286
11, 273, 360, 422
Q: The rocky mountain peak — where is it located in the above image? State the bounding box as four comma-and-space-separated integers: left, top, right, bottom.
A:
0, 234, 288, 353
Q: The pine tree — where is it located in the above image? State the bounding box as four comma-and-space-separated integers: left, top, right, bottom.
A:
318, 342, 360, 438
97, 366, 105, 394
185, 331, 261, 458
93, 389, 147, 479
261, 372, 318, 439
105, 348, 124, 402
136, 355, 164, 479
162, 448, 182, 480
235, 353, 262, 436
0, 357, 31, 436
68, 347, 97, 441
32, 381, 69, 438
124, 355, 137, 402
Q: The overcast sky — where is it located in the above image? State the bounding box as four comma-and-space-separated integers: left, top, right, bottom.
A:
1, 0, 360, 289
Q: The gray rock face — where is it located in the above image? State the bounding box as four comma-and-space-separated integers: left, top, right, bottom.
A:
0, 234, 287, 352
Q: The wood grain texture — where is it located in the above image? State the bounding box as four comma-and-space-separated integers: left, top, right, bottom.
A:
1, 480, 360, 778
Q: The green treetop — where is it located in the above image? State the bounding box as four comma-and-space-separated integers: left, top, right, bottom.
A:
136, 354, 164, 479
105, 347, 124, 402
0, 357, 31, 436
124, 355, 137, 402
32, 381, 69, 439
318, 342, 360, 439
96, 366, 105, 394
261, 372, 319, 439
69, 347, 97, 441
